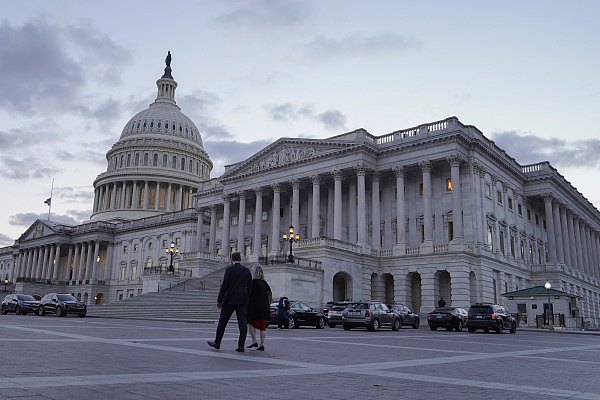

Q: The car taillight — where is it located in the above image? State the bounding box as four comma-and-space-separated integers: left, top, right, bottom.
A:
492, 313, 496, 318
342, 310, 345, 316
365, 310, 370, 317
427, 314, 432, 318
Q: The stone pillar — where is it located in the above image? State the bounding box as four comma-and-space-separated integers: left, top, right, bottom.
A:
311, 175, 321, 238
327, 185, 334, 238
209, 205, 217, 254
552, 200, 564, 264
543, 194, 557, 264
371, 171, 381, 248
37, 245, 48, 279
559, 206, 571, 267
237, 192, 247, 254
447, 155, 464, 241
252, 187, 263, 261
579, 222, 589, 275
355, 165, 368, 246
420, 273, 436, 315
332, 171, 343, 241
91, 241, 100, 281
573, 214, 585, 272
567, 211, 578, 271
154, 182, 161, 209
348, 181, 357, 244
584, 226, 593, 276
52, 244, 61, 281
84, 242, 93, 280
271, 184, 281, 255
76, 243, 85, 281
291, 179, 300, 232
222, 194, 231, 257
44, 245, 55, 280
393, 166, 406, 247
71, 244, 80, 282
420, 161, 433, 251
65, 246, 73, 281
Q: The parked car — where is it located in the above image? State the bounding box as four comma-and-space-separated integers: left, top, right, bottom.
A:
327, 301, 352, 328
1, 294, 40, 315
342, 301, 402, 331
427, 307, 468, 331
466, 303, 517, 334
387, 304, 420, 329
38, 293, 86, 317
268, 301, 326, 329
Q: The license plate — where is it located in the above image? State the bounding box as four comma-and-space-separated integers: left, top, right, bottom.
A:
350, 311, 361, 316
436, 315, 443, 318
330, 310, 340, 315
476, 316, 483, 319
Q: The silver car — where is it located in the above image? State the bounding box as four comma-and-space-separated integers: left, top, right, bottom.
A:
342, 301, 401, 331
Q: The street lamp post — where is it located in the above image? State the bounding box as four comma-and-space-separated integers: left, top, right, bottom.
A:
544, 281, 554, 331
282, 225, 299, 263
165, 242, 179, 273
3, 279, 7, 293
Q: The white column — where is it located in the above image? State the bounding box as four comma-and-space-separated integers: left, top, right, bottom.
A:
154, 182, 161, 209
371, 171, 381, 248
348, 181, 357, 244
91, 241, 100, 281
311, 175, 321, 238
237, 192, 246, 253
84, 242, 93, 280
209, 205, 217, 254
65, 246, 73, 281
543, 194, 557, 264
72, 244, 80, 281
447, 155, 464, 240
552, 200, 564, 264
143, 181, 150, 209
52, 244, 61, 281
166, 183, 172, 212
291, 179, 300, 231
252, 187, 263, 260
560, 206, 571, 267
580, 222, 589, 275
222, 194, 231, 256
567, 211, 578, 271
270, 184, 281, 255
355, 165, 367, 245
574, 216, 584, 273
332, 170, 343, 241
420, 161, 433, 248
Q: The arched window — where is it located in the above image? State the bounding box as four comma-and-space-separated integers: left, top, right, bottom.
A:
172, 156, 177, 169
143, 153, 149, 166
150, 121, 154, 128
172, 123, 176, 131
165, 123, 169, 130
162, 154, 167, 167
120, 155, 123, 168
114, 157, 118, 170
136, 122, 140, 129
143, 121, 147, 128
127, 154, 131, 167
135, 153, 140, 166
196, 162, 199, 175
188, 160, 192, 172
153, 154, 158, 166
179, 125, 182, 132
181, 157, 185, 171
158, 121, 161, 128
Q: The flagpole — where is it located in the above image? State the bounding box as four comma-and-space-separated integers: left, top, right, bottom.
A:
48, 179, 54, 221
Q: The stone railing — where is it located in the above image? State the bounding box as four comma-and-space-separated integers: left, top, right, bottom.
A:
530, 264, 547, 273
296, 237, 362, 253
405, 246, 420, 255
433, 244, 449, 253
183, 251, 227, 262
370, 248, 394, 258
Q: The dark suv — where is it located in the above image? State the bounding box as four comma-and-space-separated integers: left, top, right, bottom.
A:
38, 293, 87, 317
466, 303, 517, 334
1, 294, 40, 315
342, 301, 401, 331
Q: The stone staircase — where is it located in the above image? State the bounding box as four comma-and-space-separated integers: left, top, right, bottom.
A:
87, 267, 229, 321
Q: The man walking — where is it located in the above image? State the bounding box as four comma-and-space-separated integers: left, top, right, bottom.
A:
208, 252, 253, 352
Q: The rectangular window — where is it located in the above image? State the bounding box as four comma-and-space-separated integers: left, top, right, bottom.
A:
133, 244, 139, 252
420, 225, 425, 243
262, 210, 268, 221
280, 207, 284, 218
448, 221, 454, 241
527, 209, 531, 221
500, 232, 505, 255
487, 226, 493, 249
231, 216, 238, 226
543, 219, 546, 230
446, 179, 452, 191
123, 245, 128, 254
246, 213, 253, 224
518, 203, 522, 216
535, 215, 539, 226
131, 265, 137, 280
508, 197, 513, 210
120, 267, 126, 281
218, 218, 223, 228
175, 238, 181, 246
394, 187, 397, 201
485, 183, 491, 198
162, 240, 167, 248
497, 190, 503, 205
419, 183, 423, 196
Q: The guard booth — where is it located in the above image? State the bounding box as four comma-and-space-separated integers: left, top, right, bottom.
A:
502, 286, 579, 328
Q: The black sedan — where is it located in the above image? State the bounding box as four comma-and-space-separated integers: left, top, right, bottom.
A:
387, 304, 420, 329
268, 301, 326, 329
427, 307, 468, 331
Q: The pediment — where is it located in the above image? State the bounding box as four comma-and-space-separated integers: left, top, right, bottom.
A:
18, 220, 59, 242
220, 138, 359, 180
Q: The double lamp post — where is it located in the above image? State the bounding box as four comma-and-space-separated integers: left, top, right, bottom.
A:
282, 225, 299, 263
165, 242, 179, 273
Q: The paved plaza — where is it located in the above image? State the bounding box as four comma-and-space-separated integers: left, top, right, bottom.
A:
0, 315, 599, 399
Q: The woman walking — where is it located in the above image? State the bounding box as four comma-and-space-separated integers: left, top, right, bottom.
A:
246, 265, 272, 351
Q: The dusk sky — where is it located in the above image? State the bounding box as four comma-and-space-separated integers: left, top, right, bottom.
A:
1, 1, 599, 246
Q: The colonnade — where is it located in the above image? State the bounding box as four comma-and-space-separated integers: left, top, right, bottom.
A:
93, 180, 194, 214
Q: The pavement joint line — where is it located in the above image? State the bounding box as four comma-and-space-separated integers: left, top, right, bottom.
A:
515, 355, 600, 365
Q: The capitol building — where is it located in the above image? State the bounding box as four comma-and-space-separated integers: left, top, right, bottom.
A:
1, 56, 599, 323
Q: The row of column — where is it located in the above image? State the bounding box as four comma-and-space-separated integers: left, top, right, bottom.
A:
93, 181, 192, 214
544, 194, 600, 280
12, 242, 101, 283
199, 157, 465, 255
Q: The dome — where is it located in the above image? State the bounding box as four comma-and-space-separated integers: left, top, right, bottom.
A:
119, 104, 204, 148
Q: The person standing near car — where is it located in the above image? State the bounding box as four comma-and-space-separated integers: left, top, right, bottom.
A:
277, 294, 289, 329
438, 297, 446, 308
207, 252, 252, 352
246, 265, 272, 351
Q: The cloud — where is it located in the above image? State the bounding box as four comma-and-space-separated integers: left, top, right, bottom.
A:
0, 232, 15, 247
54, 187, 95, 204
0, 156, 61, 180
491, 130, 600, 169
0, 17, 132, 116
0, 128, 58, 150
213, 0, 313, 30
264, 103, 346, 131
204, 138, 273, 176
8, 210, 89, 229
306, 32, 421, 61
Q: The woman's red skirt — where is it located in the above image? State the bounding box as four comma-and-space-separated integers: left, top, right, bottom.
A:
249, 319, 266, 331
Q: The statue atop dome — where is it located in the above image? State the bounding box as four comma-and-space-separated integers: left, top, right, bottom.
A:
162, 51, 173, 79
